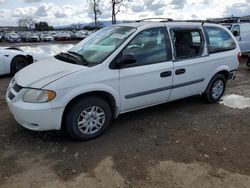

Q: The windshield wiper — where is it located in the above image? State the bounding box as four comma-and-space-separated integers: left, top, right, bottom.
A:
55, 52, 88, 65
68, 51, 89, 65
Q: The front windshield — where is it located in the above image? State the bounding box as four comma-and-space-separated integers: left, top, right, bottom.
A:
68, 26, 136, 65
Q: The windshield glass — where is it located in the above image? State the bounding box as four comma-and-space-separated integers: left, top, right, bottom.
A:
67, 26, 136, 65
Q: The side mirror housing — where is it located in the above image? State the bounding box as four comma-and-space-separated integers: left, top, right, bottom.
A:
116, 54, 136, 67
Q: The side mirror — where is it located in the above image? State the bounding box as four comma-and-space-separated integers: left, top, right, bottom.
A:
233, 31, 239, 37
116, 54, 136, 67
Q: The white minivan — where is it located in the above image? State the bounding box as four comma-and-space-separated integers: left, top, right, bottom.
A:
6, 21, 240, 140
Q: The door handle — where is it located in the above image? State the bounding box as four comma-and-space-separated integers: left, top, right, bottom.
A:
175, 69, 186, 75
160, 71, 172, 77
239, 36, 241, 42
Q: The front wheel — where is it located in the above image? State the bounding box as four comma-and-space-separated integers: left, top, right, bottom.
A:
203, 74, 226, 103
65, 96, 112, 141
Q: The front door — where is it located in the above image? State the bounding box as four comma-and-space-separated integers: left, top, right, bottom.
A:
0, 51, 5, 75
118, 27, 173, 112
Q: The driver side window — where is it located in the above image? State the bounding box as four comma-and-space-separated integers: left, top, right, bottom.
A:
122, 28, 169, 66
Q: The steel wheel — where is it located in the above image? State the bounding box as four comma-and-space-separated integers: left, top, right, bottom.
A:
77, 106, 105, 135
203, 74, 226, 103
211, 80, 224, 99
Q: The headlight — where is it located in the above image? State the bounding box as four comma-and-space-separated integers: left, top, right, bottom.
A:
23, 88, 56, 103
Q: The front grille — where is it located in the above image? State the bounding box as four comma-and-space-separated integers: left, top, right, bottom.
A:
7, 79, 23, 101
13, 83, 23, 93
8, 92, 15, 100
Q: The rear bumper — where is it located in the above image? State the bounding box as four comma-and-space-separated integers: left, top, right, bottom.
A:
228, 71, 236, 80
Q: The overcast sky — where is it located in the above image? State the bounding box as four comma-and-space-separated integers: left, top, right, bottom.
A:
0, 0, 250, 26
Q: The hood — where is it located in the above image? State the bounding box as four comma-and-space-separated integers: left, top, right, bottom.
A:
15, 57, 86, 88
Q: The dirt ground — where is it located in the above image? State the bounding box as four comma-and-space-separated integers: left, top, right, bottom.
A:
0, 62, 250, 188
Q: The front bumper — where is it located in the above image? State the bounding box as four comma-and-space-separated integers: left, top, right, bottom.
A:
6, 79, 64, 131
7, 101, 64, 131
228, 71, 236, 80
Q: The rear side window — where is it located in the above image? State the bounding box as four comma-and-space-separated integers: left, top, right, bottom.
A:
171, 29, 204, 59
204, 26, 236, 53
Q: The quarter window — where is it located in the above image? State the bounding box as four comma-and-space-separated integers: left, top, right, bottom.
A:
122, 28, 169, 66
204, 26, 236, 53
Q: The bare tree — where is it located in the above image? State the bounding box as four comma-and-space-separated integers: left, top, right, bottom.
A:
111, 0, 132, 24
17, 16, 35, 31
88, 0, 102, 30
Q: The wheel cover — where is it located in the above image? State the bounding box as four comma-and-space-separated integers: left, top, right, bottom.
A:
77, 106, 105, 135
211, 80, 224, 99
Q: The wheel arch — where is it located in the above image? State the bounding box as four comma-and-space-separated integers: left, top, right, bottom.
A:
215, 70, 229, 80
211, 65, 231, 81
10, 55, 33, 75
203, 68, 230, 94
61, 90, 118, 130
12, 54, 33, 64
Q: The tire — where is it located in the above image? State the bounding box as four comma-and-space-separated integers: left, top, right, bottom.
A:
247, 58, 250, 67
203, 74, 226, 103
65, 96, 112, 141
11, 56, 29, 75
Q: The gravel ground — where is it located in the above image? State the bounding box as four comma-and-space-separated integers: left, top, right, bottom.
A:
0, 57, 250, 187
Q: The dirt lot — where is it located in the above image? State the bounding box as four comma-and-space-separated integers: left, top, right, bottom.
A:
0, 62, 250, 188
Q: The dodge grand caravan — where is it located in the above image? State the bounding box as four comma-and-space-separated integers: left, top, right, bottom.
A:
6, 21, 240, 140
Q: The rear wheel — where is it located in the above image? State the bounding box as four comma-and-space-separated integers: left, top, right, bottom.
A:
203, 74, 226, 103
11, 56, 29, 75
247, 57, 250, 67
65, 96, 112, 141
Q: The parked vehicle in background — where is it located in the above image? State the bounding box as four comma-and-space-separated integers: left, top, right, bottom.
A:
70, 31, 85, 40
20, 33, 29, 42
27, 34, 40, 42
223, 23, 250, 67
0, 47, 33, 75
40, 34, 54, 41
4, 33, 21, 43
0, 30, 94, 43
6, 21, 240, 140
50, 31, 57, 39
54, 33, 71, 41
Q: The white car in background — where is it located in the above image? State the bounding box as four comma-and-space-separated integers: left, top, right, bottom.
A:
5, 33, 21, 43
27, 34, 40, 42
0, 47, 33, 76
6, 21, 240, 140
40, 34, 54, 42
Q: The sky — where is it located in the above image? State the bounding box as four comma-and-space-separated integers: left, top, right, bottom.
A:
0, 0, 250, 26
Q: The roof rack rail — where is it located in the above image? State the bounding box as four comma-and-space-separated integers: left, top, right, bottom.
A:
135, 18, 173, 22
207, 17, 250, 24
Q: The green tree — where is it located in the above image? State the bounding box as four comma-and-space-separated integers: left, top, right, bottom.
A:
35, 22, 53, 31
